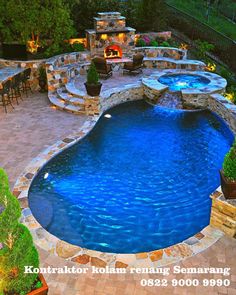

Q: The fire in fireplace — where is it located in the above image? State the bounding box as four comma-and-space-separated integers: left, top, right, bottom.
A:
104, 45, 122, 59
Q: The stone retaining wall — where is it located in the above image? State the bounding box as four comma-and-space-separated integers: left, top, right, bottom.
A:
45, 52, 91, 93
133, 47, 187, 60
210, 190, 236, 238
182, 92, 210, 109
208, 94, 236, 134
0, 58, 45, 90
100, 85, 143, 113
83, 84, 144, 116
143, 59, 205, 71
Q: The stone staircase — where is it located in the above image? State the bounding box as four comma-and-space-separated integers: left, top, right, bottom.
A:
49, 84, 86, 115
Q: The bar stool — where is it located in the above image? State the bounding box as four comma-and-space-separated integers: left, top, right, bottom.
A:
0, 80, 14, 113
21, 68, 32, 96
10, 73, 23, 105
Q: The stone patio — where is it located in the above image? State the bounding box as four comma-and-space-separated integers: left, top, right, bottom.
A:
1, 91, 236, 294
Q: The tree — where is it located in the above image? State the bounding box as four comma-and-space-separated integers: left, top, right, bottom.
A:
0, 168, 39, 294
137, 0, 167, 32
120, 0, 140, 28
0, 0, 75, 45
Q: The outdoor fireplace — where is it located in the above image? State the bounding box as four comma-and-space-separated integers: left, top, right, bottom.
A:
86, 12, 135, 58
104, 45, 122, 59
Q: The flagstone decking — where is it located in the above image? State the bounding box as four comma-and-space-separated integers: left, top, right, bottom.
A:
1, 91, 236, 295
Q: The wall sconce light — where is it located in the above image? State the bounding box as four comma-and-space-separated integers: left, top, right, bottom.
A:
118, 33, 125, 40
101, 34, 108, 40
27, 40, 39, 53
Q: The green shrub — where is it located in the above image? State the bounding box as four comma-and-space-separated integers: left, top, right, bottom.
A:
223, 143, 236, 181
168, 39, 179, 48
44, 43, 62, 58
136, 38, 146, 47
0, 168, 39, 294
194, 39, 215, 63
150, 40, 158, 47
227, 85, 236, 104
35, 281, 43, 289
218, 67, 235, 86
44, 40, 85, 58
160, 41, 170, 47
72, 42, 84, 52
87, 62, 99, 85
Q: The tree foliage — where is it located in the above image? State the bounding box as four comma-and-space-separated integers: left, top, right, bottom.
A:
87, 62, 99, 85
223, 141, 236, 181
194, 39, 215, 63
0, 168, 39, 294
136, 0, 167, 32
0, 0, 75, 44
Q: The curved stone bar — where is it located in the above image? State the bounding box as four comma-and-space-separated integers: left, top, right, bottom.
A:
0, 67, 25, 89
0, 58, 45, 90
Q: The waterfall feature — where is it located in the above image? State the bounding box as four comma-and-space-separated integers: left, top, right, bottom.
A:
156, 91, 184, 109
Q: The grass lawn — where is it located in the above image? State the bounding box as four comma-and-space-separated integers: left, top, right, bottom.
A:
166, 0, 236, 40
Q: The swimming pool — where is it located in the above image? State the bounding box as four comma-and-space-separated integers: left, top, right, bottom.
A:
158, 73, 210, 91
29, 100, 233, 253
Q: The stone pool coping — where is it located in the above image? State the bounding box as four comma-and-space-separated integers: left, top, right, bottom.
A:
13, 99, 225, 269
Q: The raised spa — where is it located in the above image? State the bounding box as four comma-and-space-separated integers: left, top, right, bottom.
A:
158, 73, 211, 91
29, 101, 233, 254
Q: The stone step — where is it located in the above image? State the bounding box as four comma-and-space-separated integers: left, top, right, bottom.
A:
66, 81, 87, 98
57, 87, 85, 106
49, 93, 85, 115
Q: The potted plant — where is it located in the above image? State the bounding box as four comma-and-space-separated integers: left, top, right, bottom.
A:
84, 62, 102, 96
220, 141, 236, 199
38, 66, 48, 93
0, 168, 48, 295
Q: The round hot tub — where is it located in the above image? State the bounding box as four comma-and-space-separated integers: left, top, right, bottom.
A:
158, 73, 211, 91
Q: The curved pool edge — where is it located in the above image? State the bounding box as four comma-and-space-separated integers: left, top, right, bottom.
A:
13, 101, 228, 268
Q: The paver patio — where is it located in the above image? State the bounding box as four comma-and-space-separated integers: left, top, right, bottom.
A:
1, 90, 236, 295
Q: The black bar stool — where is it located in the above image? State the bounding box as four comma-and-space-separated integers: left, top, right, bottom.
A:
10, 73, 23, 105
21, 68, 32, 96
0, 80, 14, 113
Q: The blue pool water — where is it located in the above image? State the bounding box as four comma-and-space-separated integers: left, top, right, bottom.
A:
158, 73, 210, 91
29, 101, 233, 253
